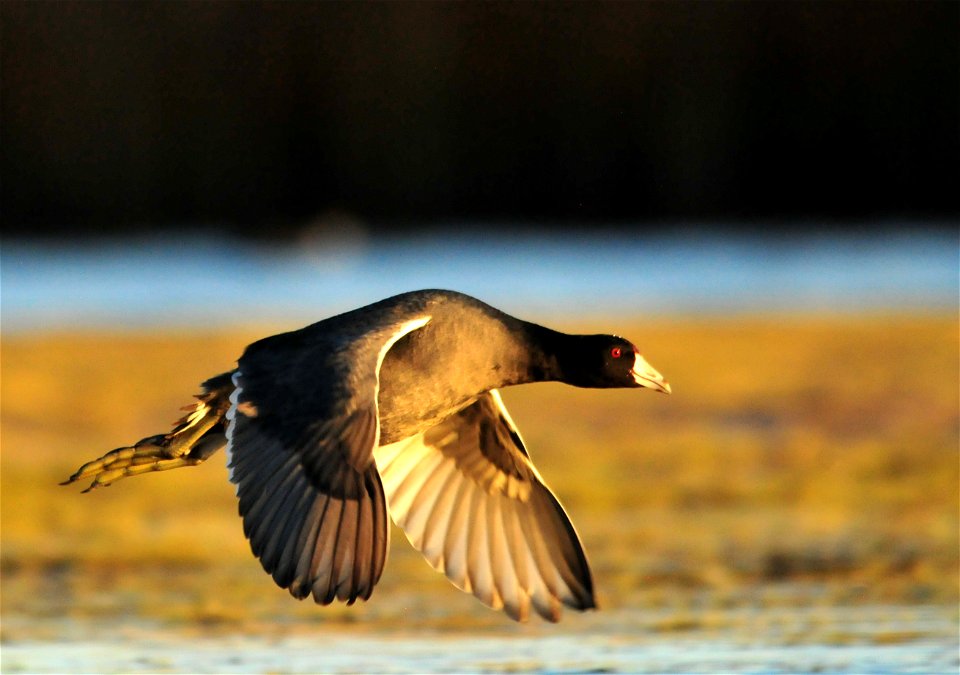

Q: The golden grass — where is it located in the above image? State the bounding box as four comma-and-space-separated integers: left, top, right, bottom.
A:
2, 314, 957, 629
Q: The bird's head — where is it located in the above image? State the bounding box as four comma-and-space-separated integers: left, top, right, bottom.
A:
562, 334, 671, 393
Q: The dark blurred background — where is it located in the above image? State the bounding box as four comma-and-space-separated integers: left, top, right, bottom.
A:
2, 1, 958, 236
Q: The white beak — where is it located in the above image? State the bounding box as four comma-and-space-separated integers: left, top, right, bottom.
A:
631, 354, 671, 394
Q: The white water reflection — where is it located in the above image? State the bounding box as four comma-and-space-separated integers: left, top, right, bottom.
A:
4, 607, 958, 674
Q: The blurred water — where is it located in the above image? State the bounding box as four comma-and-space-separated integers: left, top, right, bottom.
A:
1, 227, 957, 332
3, 606, 958, 674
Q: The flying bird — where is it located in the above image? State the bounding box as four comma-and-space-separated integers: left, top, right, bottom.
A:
63, 289, 670, 622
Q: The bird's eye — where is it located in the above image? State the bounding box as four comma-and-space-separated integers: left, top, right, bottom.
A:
610, 347, 622, 359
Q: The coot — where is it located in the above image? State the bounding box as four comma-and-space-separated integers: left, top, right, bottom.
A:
63, 289, 670, 622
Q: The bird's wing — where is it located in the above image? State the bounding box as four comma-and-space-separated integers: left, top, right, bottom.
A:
374, 389, 595, 622
227, 316, 430, 605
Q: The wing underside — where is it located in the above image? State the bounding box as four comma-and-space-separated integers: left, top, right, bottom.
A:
375, 390, 595, 622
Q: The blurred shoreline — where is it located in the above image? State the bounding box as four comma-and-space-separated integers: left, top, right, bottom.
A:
2, 228, 957, 333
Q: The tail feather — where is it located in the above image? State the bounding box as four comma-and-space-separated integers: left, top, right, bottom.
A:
61, 371, 235, 491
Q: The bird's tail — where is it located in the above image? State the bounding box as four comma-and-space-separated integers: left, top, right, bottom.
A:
61, 371, 235, 492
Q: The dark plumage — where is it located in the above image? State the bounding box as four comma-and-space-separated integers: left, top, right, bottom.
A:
62, 289, 670, 622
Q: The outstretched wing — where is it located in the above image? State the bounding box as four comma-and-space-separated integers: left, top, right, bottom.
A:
227, 316, 430, 605
374, 390, 595, 622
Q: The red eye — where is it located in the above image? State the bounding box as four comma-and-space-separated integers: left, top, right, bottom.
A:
611, 347, 622, 359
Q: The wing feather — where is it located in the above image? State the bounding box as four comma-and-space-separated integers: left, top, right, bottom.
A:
466, 482, 497, 608
401, 453, 453, 547
329, 483, 358, 603
309, 494, 342, 602
257, 472, 307, 570
418, 464, 462, 565
353, 482, 374, 599
443, 479, 474, 592
488, 493, 520, 619
241, 452, 302, 539
226, 316, 430, 606
374, 390, 595, 622
289, 493, 329, 599
272, 481, 316, 588
386, 443, 439, 515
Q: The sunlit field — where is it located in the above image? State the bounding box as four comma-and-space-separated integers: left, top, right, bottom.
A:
2, 313, 957, 671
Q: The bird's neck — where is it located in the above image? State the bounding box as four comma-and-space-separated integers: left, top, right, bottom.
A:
512, 321, 584, 386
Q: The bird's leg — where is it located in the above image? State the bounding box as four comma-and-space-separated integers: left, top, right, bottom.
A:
62, 436, 186, 492
61, 399, 227, 492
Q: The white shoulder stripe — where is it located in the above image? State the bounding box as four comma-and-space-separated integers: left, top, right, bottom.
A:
225, 370, 243, 492
370, 316, 431, 449
376, 316, 431, 375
